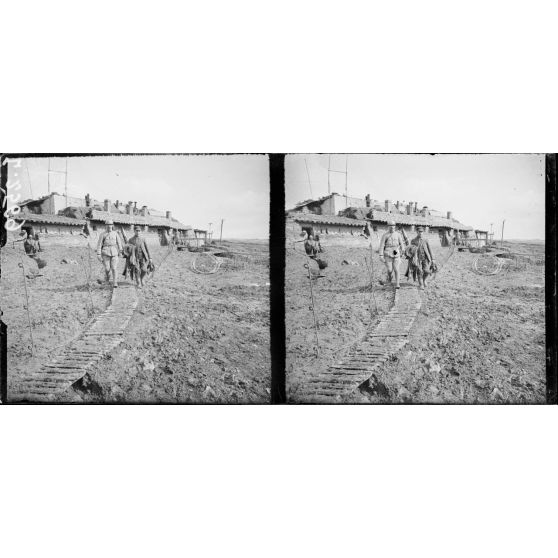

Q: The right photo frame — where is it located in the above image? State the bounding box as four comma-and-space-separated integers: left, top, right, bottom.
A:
284, 154, 548, 404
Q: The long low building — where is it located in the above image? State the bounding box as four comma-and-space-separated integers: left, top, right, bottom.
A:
9, 192, 198, 248
287, 192, 488, 247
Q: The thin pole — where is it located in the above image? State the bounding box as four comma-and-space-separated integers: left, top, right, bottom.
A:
80, 255, 95, 315
219, 219, 224, 243
304, 262, 320, 353
327, 155, 331, 194
65, 157, 68, 208
368, 242, 378, 314
304, 158, 313, 198
18, 257, 35, 354
345, 154, 348, 208
47, 158, 51, 194
500, 219, 505, 249
25, 159, 34, 198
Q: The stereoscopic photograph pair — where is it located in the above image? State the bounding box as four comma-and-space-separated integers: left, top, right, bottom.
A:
0, 153, 553, 404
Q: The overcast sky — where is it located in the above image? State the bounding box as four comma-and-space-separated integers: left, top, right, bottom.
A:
286, 154, 545, 240
10, 155, 269, 239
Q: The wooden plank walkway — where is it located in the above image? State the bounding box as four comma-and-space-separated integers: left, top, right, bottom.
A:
296, 285, 422, 402
295, 245, 455, 403
10, 284, 139, 402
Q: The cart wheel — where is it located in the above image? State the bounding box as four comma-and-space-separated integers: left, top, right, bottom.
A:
192, 253, 221, 274
471, 255, 503, 276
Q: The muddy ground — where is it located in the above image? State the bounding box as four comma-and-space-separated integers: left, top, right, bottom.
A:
2, 239, 270, 403
286, 239, 545, 404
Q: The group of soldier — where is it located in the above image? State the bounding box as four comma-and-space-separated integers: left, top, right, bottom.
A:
379, 219, 436, 290
301, 219, 437, 290
96, 219, 153, 289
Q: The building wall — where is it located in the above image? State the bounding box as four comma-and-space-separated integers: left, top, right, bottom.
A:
317, 194, 368, 216
51, 194, 86, 214
8, 223, 179, 249
332, 194, 367, 213
320, 197, 336, 216
287, 218, 449, 251
89, 227, 167, 248
8, 223, 87, 247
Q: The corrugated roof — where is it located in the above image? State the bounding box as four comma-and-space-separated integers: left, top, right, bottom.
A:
291, 214, 367, 227
89, 210, 191, 231
291, 210, 473, 231
13, 213, 86, 226
369, 210, 473, 231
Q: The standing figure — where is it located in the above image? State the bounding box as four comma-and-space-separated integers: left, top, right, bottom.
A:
379, 220, 405, 289
127, 225, 153, 289
408, 227, 436, 289
23, 232, 38, 256
96, 219, 123, 288
304, 234, 318, 258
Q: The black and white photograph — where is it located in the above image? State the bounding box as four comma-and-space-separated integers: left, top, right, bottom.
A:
1, 154, 270, 403
286, 154, 546, 403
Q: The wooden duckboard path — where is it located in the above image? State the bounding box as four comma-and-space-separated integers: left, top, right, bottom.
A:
11, 284, 139, 402
295, 245, 455, 403
296, 286, 423, 403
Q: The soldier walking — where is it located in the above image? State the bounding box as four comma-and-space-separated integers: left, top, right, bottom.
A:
96, 219, 123, 288
379, 219, 405, 289
125, 225, 153, 289
407, 226, 436, 289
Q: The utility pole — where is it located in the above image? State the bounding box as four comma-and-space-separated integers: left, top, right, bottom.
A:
327, 154, 349, 206
65, 157, 68, 208
327, 155, 331, 194
208, 222, 213, 242
25, 159, 34, 198
47, 157, 69, 206
219, 219, 224, 243
345, 154, 348, 208
304, 158, 313, 198
500, 219, 505, 249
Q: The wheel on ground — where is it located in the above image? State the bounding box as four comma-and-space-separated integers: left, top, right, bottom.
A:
192, 253, 221, 274
472, 255, 503, 276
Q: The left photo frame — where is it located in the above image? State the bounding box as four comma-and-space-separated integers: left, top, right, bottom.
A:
0, 154, 271, 403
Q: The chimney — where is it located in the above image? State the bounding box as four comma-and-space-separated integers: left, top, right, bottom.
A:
406, 203, 412, 215
166, 210, 172, 220
396, 200, 400, 211
141, 205, 148, 217
85, 194, 91, 207
115, 200, 119, 209
127, 201, 133, 216
385, 200, 390, 212
104, 199, 111, 212
365, 194, 371, 208
447, 211, 453, 220
134, 202, 138, 213
414, 202, 418, 214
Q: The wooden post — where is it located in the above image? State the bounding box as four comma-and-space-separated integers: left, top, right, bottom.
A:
500, 219, 505, 249
18, 257, 35, 354
219, 219, 224, 243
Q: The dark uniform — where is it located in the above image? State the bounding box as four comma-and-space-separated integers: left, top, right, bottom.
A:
408, 228, 435, 288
